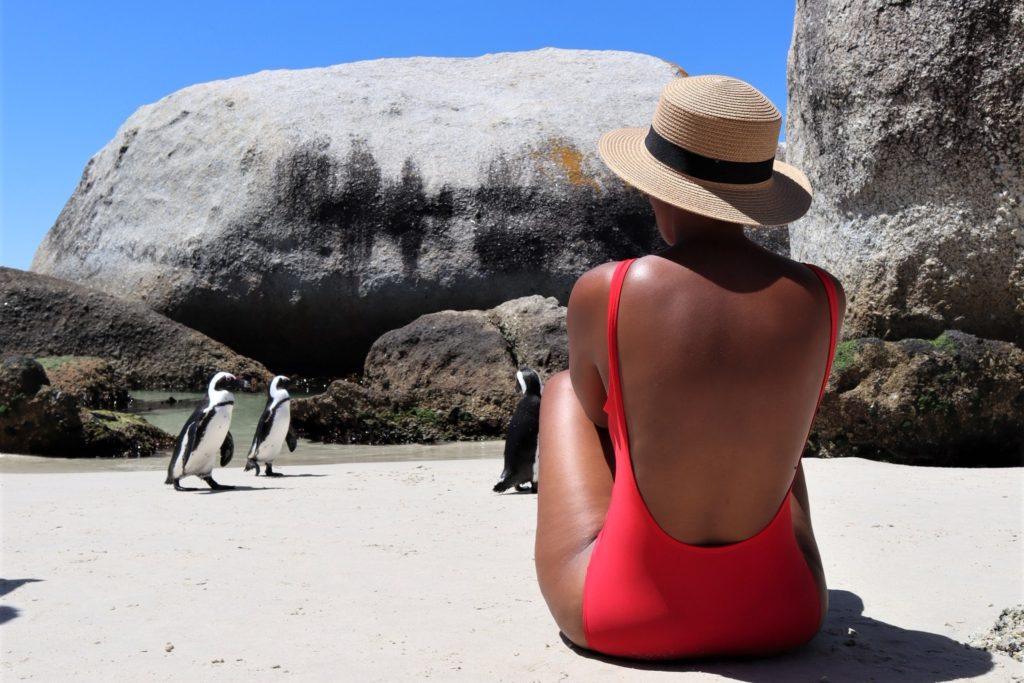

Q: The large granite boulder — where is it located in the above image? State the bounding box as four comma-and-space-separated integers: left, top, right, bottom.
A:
294, 295, 568, 443
0, 356, 173, 457
0, 267, 270, 390
30, 49, 681, 374
809, 332, 1023, 466
787, 0, 1023, 344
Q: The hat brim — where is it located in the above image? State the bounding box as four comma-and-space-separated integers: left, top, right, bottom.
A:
598, 128, 812, 227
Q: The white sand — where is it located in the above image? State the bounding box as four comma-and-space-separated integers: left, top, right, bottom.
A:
1, 457, 1021, 682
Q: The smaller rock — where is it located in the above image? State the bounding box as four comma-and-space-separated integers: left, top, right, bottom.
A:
297, 295, 573, 444
0, 356, 83, 454
488, 296, 568, 380
0, 354, 173, 457
0, 356, 49, 399
363, 310, 518, 435
810, 331, 1023, 466
37, 356, 131, 410
80, 410, 174, 457
291, 380, 478, 444
970, 605, 1024, 662
164, 643, 174, 653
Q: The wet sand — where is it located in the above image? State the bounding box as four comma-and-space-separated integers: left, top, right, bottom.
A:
0, 440, 505, 474
1, 457, 1021, 682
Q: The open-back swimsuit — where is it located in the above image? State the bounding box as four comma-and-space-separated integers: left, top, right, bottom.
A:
582, 258, 839, 659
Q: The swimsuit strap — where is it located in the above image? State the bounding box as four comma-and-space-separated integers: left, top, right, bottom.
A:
804, 264, 840, 408
604, 259, 637, 414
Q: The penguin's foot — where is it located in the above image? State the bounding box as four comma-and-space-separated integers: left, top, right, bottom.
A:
244, 459, 260, 475
172, 479, 200, 492
515, 482, 532, 493
202, 476, 235, 491
264, 463, 283, 477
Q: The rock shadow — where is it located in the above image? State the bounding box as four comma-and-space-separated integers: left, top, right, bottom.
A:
562, 590, 995, 682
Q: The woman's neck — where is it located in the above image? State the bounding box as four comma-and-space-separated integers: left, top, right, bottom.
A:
652, 199, 750, 248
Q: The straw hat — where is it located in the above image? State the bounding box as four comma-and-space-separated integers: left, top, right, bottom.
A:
598, 75, 811, 226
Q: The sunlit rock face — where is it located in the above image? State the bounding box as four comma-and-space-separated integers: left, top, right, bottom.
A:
33, 49, 683, 374
787, 0, 1024, 344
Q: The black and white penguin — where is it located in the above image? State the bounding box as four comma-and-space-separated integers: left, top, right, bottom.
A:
493, 367, 543, 494
244, 375, 297, 477
164, 371, 242, 491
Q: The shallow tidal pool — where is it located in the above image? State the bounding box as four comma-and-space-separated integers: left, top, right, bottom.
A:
0, 390, 504, 474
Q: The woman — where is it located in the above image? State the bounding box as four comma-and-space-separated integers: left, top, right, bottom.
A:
534, 75, 845, 659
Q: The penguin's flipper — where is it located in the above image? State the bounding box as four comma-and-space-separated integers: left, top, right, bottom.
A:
249, 405, 273, 458
220, 431, 235, 467
180, 420, 199, 472
286, 428, 298, 452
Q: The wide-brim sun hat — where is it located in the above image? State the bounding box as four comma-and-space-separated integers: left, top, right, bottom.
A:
598, 75, 811, 226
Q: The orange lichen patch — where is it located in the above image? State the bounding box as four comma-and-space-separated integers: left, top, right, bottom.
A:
661, 60, 689, 78
533, 139, 600, 190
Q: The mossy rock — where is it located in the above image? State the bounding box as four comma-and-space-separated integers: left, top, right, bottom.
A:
36, 356, 131, 410
0, 354, 171, 457
811, 331, 1023, 466
292, 380, 499, 445
80, 410, 174, 457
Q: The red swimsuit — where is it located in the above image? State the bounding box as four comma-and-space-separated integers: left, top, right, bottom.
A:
582, 259, 839, 659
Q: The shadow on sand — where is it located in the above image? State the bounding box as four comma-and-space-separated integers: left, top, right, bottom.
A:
169, 485, 284, 493
563, 590, 994, 683
0, 578, 43, 625
251, 473, 329, 478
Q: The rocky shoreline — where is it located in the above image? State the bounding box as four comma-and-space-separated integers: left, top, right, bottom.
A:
3, 22, 1022, 465
4, 279, 1019, 467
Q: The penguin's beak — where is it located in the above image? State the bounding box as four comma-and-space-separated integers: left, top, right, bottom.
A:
232, 377, 249, 392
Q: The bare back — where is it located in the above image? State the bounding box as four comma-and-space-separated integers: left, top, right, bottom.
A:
568, 242, 845, 547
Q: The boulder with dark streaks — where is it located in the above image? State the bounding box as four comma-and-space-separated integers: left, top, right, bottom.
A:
31, 49, 682, 374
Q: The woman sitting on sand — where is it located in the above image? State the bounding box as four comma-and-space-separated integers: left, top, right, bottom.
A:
534, 75, 845, 659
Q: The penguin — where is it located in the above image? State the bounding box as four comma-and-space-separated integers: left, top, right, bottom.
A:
244, 375, 297, 477
164, 371, 242, 491
493, 367, 542, 494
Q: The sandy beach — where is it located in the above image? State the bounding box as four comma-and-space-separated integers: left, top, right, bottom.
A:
1, 456, 1021, 682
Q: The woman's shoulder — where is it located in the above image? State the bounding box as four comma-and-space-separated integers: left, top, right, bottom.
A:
568, 261, 620, 311
797, 261, 847, 320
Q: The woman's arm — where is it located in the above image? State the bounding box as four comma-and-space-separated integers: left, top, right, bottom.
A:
566, 263, 618, 428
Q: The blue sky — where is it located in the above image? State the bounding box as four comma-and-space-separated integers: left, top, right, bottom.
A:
1, 0, 796, 270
